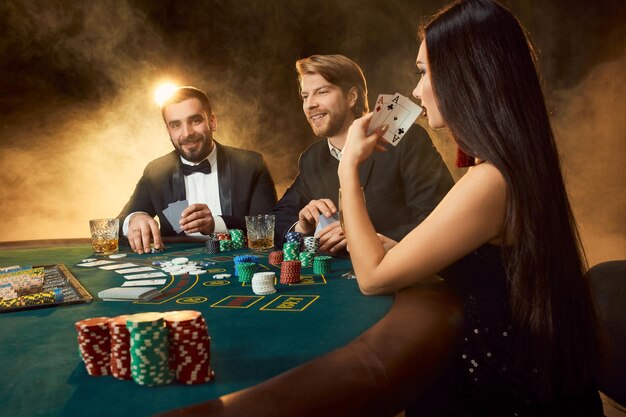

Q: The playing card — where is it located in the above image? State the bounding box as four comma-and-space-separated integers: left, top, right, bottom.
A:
97, 287, 161, 301
76, 260, 116, 267
98, 262, 138, 270
378, 94, 423, 146
122, 279, 167, 287
162, 200, 189, 233
368, 93, 423, 146
115, 266, 156, 274
368, 94, 394, 134
123, 272, 167, 280
314, 213, 340, 236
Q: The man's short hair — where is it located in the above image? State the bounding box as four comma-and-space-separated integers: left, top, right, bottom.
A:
296, 54, 369, 118
160, 86, 212, 120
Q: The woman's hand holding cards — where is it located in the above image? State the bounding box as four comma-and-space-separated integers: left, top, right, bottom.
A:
340, 113, 389, 171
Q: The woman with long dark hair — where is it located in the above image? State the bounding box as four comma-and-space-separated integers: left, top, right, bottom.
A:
338, 0, 604, 414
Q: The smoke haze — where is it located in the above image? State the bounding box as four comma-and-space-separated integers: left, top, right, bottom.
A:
0, 0, 624, 266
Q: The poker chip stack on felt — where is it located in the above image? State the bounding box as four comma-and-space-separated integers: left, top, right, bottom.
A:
163, 311, 214, 385
303, 236, 320, 252
268, 250, 284, 265
236, 262, 257, 284
233, 255, 260, 275
75, 317, 112, 376
108, 315, 132, 380
298, 251, 315, 268
1, 272, 44, 294
213, 232, 234, 252
0, 288, 63, 308
205, 239, 220, 254
285, 231, 303, 250
282, 242, 300, 261
251, 272, 276, 295
313, 255, 333, 275
228, 229, 245, 249
219, 240, 236, 252
280, 260, 301, 284
126, 313, 173, 386
214, 232, 230, 241
0, 283, 18, 300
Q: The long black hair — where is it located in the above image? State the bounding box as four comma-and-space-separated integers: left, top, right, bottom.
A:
422, 0, 602, 399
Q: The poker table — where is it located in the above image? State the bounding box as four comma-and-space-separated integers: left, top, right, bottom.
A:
0, 240, 462, 417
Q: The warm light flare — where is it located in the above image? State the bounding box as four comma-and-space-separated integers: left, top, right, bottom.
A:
154, 83, 178, 106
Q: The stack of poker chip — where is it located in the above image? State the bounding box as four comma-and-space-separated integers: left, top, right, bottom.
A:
163, 311, 214, 385
282, 242, 300, 261
228, 229, 245, 249
313, 256, 333, 275
234, 255, 259, 275
268, 250, 284, 266
251, 272, 276, 295
298, 251, 315, 268
219, 240, 236, 252
214, 232, 231, 241
205, 239, 220, 254
280, 260, 301, 284
236, 262, 257, 284
126, 313, 173, 387
303, 236, 320, 253
285, 231, 303, 250
75, 317, 112, 376
108, 315, 132, 380
0, 269, 45, 295
0, 282, 18, 300
0, 288, 63, 309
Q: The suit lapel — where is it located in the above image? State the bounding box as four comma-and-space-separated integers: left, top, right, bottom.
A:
170, 152, 186, 201
215, 141, 233, 216
318, 145, 341, 202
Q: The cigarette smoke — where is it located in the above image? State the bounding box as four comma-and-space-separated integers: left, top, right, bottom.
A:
0, 0, 624, 266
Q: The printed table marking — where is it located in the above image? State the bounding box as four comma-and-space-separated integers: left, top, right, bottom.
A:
211, 295, 265, 309
260, 295, 319, 312
135, 274, 198, 305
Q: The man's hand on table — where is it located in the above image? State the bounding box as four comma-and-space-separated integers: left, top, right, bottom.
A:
128, 213, 163, 254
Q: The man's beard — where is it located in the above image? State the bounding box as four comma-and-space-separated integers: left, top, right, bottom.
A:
309, 111, 348, 138
175, 134, 212, 162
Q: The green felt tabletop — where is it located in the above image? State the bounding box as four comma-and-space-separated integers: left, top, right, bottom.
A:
0, 243, 392, 417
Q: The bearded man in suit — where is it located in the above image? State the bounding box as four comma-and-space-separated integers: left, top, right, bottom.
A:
272, 55, 453, 253
119, 86, 277, 254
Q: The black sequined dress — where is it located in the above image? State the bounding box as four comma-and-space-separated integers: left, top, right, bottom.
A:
407, 244, 603, 417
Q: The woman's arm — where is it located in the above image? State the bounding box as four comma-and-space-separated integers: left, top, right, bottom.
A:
339, 116, 507, 295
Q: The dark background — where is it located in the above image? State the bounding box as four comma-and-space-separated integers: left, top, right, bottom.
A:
0, 0, 624, 264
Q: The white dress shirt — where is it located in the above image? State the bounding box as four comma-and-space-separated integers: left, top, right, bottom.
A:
123, 145, 227, 237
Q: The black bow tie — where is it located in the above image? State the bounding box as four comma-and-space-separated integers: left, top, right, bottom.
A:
181, 160, 211, 175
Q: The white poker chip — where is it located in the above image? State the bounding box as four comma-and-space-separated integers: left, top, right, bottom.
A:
213, 273, 231, 280
81, 258, 97, 262
108, 254, 127, 259
171, 269, 189, 276
188, 270, 207, 275
172, 257, 189, 265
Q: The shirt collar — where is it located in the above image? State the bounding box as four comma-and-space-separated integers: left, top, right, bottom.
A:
327, 139, 342, 161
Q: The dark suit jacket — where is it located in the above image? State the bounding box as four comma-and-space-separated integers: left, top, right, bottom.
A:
273, 126, 454, 245
118, 140, 277, 236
